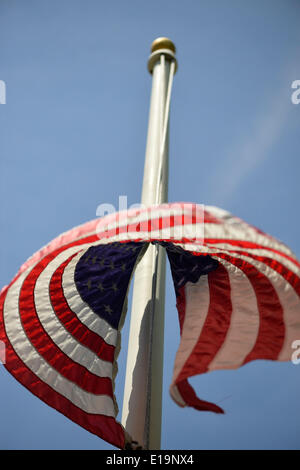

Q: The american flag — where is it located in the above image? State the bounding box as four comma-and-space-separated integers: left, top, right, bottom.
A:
166, 205, 300, 413
0, 203, 299, 448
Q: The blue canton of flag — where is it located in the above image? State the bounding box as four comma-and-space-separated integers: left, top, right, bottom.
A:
75, 242, 145, 329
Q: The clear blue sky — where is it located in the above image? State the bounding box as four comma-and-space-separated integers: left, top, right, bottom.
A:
1, 0, 300, 450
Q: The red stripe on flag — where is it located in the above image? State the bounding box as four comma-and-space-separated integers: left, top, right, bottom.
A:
177, 380, 224, 414
0, 285, 125, 449
206, 247, 300, 301
19, 234, 100, 276
177, 262, 232, 381
171, 284, 224, 414
18, 252, 114, 396
205, 238, 300, 269
209, 249, 300, 299
239, 253, 300, 298
49, 255, 115, 363
216, 254, 285, 363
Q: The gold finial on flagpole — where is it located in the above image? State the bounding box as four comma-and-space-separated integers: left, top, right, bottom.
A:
151, 37, 176, 54
148, 37, 177, 74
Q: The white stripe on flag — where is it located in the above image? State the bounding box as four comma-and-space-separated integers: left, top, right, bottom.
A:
203, 224, 294, 256
3, 268, 116, 417
208, 259, 260, 371
226, 253, 300, 362
171, 275, 210, 385
34, 245, 113, 378
62, 250, 118, 347
205, 244, 300, 274
170, 384, 186, 407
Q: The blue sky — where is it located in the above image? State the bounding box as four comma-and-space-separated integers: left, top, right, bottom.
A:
0, 0, 300, 450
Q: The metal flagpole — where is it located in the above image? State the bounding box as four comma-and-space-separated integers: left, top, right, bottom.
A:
121, 38, 177, 450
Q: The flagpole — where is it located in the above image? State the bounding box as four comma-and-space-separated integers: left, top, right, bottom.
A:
121, 38, 177, 450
